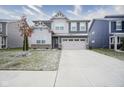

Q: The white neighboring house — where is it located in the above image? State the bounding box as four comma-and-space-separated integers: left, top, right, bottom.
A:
0, 19, 23, 49
0, 20, 7, 49
31, 11, 90, 49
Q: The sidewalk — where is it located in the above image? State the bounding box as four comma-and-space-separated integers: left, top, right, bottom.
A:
0, 71, 57, 87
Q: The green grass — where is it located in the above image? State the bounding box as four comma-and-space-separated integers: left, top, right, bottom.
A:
92, 48, 124, 61
0, 49, 61, 71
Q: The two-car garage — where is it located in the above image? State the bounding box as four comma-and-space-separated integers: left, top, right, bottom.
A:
61, 38, 87, 50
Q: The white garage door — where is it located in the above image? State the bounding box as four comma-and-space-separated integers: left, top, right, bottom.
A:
62, 38, 86, 49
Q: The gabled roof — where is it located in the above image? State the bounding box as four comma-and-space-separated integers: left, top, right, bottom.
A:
89, 19, 108, 32
33, 21, 53, 33
67, 20, 90, 22
0, 19, 18, 22
50, 11, 69, 20
33, 20, 52, 22
105, 15, 124, 18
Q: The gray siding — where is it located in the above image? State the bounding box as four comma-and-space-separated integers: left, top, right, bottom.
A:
7, 22, 23, 48
89, 20, 109, 48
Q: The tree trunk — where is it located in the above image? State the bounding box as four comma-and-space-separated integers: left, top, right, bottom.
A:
23, 35, 29, 51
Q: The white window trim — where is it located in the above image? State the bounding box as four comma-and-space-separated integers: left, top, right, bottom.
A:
116, 21, 122, 31
71, 22, 77, 31
109, 36, 121, 45
109, 21, 124, 34
55, 26, 64, 30
109, 21, 111, 34
79, 22, 86, 31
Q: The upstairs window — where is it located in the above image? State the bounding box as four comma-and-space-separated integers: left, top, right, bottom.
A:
116, 21, 122, 31
55, 26, 59, 30
60, 26, 64, 30
0, 23, 2, 32
71, 27, 76, 31
71, 22, 77, 32
55, 26, 64, 30
80, 22, 86, 31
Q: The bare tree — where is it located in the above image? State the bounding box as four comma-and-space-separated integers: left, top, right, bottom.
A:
18, 16, 33, 51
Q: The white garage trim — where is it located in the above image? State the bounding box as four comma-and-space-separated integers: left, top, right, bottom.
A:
61, 38, 87, 50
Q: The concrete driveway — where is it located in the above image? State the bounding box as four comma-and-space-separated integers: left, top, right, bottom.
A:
0, 50, 124, 87
55, 50, 124, 87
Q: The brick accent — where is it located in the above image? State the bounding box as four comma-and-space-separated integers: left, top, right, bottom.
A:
31, 44, 52, 49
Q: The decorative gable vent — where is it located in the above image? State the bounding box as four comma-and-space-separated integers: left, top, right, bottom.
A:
34, 21, 49, 29
51, 11, 68, 20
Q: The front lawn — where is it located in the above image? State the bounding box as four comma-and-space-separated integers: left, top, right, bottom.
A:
0, 49, 61, 71
92, 48, 124, 61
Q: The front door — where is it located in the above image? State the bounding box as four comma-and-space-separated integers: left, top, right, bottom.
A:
53, 37, 58, 48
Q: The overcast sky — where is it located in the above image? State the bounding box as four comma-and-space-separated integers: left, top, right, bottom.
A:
0, 5, 124, 24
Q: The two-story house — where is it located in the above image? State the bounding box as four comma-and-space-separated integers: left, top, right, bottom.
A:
0, 19, 8, 49
0, 19, 23, 49
89, 15, 124, 51
31, 11, 90, 49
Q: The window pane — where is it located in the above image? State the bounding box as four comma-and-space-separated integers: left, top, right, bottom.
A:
42, 40, 45, 44
63, 39, 67, 41
55, 27, 59, 30
36, 40, 41, 44
75, 39, 79, 41
116, 21, 122, 30
80, 39, 85, 41
71, 22, 77, 31
69, 39, 73, 41
60, 26, 64, 30
80, 22, 86, 31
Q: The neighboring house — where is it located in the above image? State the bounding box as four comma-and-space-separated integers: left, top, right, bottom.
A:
0, 19, 23, 49
89, 15, 124, 51
31, 11, 90, 49
0, 20, 7, 49
7, 21, 23, 48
